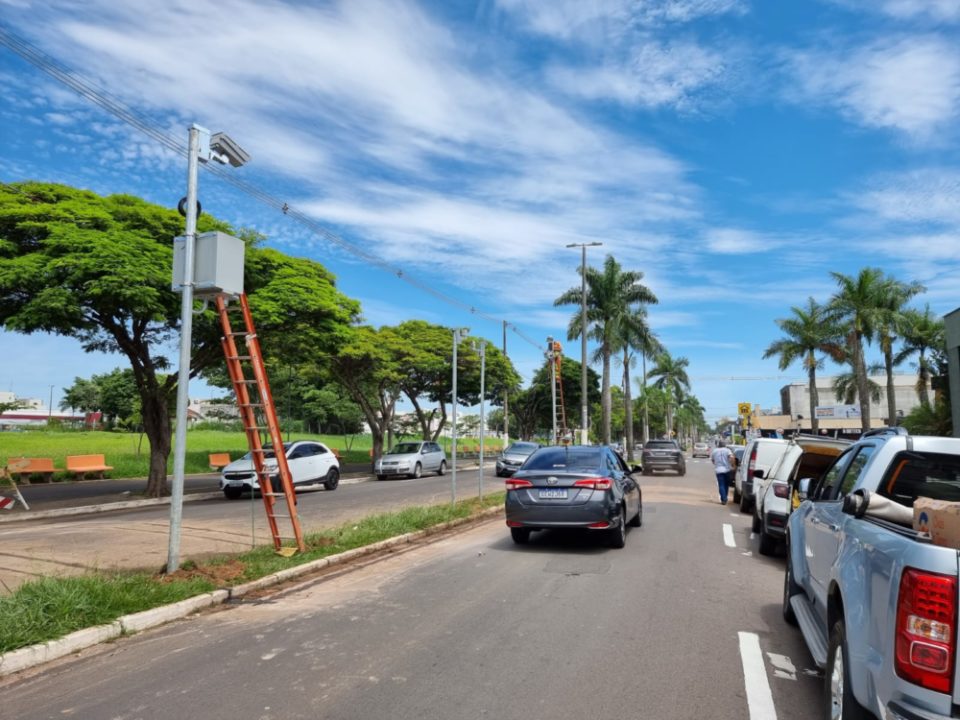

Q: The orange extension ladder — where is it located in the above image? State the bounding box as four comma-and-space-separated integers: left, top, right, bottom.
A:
552, 340, 568, 442
215, 293, 305, 554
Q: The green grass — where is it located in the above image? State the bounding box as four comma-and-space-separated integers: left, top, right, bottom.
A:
0, 430, 507, 481
0, 492, 504, 653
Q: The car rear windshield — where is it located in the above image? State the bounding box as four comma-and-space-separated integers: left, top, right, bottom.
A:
507, 443, 538, 453
523, 447, 603, 471
878, 452, 960, 507
645, 441, 677, 450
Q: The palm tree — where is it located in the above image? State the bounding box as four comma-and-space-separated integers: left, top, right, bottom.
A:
554, 255, 657, 445
827, 268, 893, 432
833, 363, 883, 405
762, 298, 843, 434
611, 308, 662, 461
875, 277, 924, 424
894, 305, 944, 408
648, 351, 691, 439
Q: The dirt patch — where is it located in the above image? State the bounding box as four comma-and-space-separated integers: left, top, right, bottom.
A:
161, 559, 247, 585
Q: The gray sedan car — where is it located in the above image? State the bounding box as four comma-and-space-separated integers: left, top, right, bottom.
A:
504, 445, 642, 548
375, 441, 447, 480
495, 441, 540, 477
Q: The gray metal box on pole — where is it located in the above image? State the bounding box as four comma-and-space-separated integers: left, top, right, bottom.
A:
173, 231, 245, 297
945, 307, 960, 438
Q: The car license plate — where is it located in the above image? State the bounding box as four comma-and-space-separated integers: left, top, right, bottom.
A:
538, 489, 567, 499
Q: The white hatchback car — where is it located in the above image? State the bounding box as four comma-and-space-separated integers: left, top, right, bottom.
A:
375, 441, 447, 480
220, 440, 340, 499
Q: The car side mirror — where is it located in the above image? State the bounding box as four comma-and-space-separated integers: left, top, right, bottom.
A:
752, 469, 765, 479
797, 477, 812, 501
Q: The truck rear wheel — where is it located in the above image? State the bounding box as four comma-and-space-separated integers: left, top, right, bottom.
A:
826, 619, 870, 720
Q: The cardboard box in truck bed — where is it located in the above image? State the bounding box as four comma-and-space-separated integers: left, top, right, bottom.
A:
913, 497, 960, 549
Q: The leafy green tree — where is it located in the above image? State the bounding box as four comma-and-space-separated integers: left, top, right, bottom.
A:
895, 305, 944, 408
60, 377, 101, 414
902, 397, 952, 436
554, 254, 657, 445
832, 363, 883, 405
511, 356, 600, 441
96, 368, 139, 426
762, 298, 843, 434
300, 385, 364, 435
0, 182, 359, 496
647, 351, 690, 439
875, 277, 924, 424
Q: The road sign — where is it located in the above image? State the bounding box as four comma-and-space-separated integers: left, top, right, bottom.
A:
737, 402, 752, 417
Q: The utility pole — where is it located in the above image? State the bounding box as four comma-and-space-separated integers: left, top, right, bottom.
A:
566, 242, 601, 444
502, 320, 509, 447
47, 385, 53, 423
451, 328, 468, 504
478, 341, 486, 499
548, 336, 557, 444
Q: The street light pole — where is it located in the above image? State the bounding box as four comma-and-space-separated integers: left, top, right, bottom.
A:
47, 385, 53, 423
478, 340, 486, 499
566, 242, 602, 444
451, 328, 468, 504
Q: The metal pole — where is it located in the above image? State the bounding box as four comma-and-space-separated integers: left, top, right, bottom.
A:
167, 124, 201, 574
478, 342, 485, 499
548, 336, 557, 444
47, 385, 53, 422
451, 329, 459, 504
580, 245, 588, 445
642, 350, 649, 445
502, 320, 509, 448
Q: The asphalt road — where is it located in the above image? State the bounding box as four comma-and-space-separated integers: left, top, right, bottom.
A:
3, 458, 825, 719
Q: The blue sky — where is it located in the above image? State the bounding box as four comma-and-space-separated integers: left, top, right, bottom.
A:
1, 0, 959, 424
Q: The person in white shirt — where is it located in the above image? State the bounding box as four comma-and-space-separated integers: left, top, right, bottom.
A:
710, 440, 737, 505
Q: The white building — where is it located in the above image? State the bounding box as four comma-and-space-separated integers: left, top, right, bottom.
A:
779, 373, 931, 428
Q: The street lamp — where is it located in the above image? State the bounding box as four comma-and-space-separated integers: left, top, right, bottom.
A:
168, 124, 249, 574
565, 242, 602, 445
451, 327, 469, 504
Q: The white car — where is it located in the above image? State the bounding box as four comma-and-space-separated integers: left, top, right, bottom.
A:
220, 440, 340, 499
691, 442, 710, 458
752, 435, 850, 555
375, 441, 446, 480
734, 438, 790, 512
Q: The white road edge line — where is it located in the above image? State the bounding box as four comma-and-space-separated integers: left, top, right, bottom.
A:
739, 631, 778, 720
723, 523, 736, 548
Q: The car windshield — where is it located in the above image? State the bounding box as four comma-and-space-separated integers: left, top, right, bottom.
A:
388, 443, 422, 455
522, 447, 603, 472
241, 443, 291, 461
506, 443, 538, 454
645, 441, 676, 450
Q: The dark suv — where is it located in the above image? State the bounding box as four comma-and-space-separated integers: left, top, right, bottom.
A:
641, 440, 686, 476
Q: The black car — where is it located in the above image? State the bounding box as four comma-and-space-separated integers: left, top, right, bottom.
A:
504, 445, 642, 548
641, 439, 686, 476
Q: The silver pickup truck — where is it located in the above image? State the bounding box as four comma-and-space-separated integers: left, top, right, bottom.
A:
785, 427, 960, 720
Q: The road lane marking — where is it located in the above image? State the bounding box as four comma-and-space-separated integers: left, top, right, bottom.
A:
766, 653, 797, 680
739, 631, 778, 720
723, 523, 736, 547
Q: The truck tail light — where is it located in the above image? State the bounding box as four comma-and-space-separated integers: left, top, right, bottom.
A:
895, 568, 957, 694
505, 478, 533, 490
748, 445, 757, 475
773, 483, 789, 499
574, 477, 613, 491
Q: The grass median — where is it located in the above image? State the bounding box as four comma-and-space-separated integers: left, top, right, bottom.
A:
0, 493, 504, 654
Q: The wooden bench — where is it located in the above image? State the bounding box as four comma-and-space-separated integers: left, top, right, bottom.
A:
6, 457, 56, 482
208, 452, 232, 470
65, 454, 113, 479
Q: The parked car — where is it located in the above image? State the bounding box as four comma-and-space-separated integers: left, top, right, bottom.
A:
495, 441, 540, 477
692, 442, 711, 458
734, 438, 789, 511
375, 441, 446, 480
641, 439, 686, 475
504, 445, 642, 548
785, 428, 960, 719
751, 435, 850, 556
220, 440, 340, 499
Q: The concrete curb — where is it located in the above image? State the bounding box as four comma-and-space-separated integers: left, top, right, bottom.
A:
0, 505, 503, 678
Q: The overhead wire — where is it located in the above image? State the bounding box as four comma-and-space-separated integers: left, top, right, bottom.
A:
0, 24, 545, 352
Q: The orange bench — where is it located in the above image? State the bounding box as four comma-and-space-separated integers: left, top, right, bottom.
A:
66, 454, 113, 479
208, 452, 232, 470
330, 448, 342, 461
6, 457, 56, 482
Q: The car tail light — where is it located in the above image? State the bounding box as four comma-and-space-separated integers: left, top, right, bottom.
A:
574, 477, 613, 491
748, 445, 757, 475
588, 520, 611, 528
773, 483, 789, 499
505, 478, 533, 490
895, 568, 957, 694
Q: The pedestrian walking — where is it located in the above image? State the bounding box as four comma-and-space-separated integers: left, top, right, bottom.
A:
710, 440, 736, 505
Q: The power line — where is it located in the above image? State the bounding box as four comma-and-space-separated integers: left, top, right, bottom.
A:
0, 24, 545, 352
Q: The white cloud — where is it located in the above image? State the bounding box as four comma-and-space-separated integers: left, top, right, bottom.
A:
703, 227, 774, 254
828, 0, 960, 22
785, 35, 960, 140
848, 168, 960, 225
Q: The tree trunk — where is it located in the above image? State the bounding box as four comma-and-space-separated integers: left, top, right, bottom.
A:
431, 400, 448, 441
808, 352, 819, 435
852, 332, 871, 432
884, 347, 896, 426
919, 351, 931, 407
601, 345, 611, 445
142, 392, 171, 497
642, 351, 649, 444
623, 349, 634, 461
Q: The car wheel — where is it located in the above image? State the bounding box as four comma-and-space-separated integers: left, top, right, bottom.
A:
751, 512, 761, 533
510, 527, 531, 544
376, 474, 387, 481
826, 618, 871, 720
437, 460, 446, 476
270, 475, 282, 494
630, 500, 643, 527
323, 467, 340, 491
223, 486, 242, 500
758, 522, 777, 556
608, 507, 627, 548
410, 463, 422, 479
783, 550, 800, 626
733, 487, 742, 504
643, 469, 653, 476
678, 467, 686, 476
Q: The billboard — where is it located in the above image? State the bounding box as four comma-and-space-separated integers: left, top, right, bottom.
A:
815, 404, 861, 419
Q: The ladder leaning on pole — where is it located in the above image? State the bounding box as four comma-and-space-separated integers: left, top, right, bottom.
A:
215, 293, 305, 555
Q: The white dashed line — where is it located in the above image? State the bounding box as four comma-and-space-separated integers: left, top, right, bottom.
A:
723, 523, 736, 548
739, 631, 778, 720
